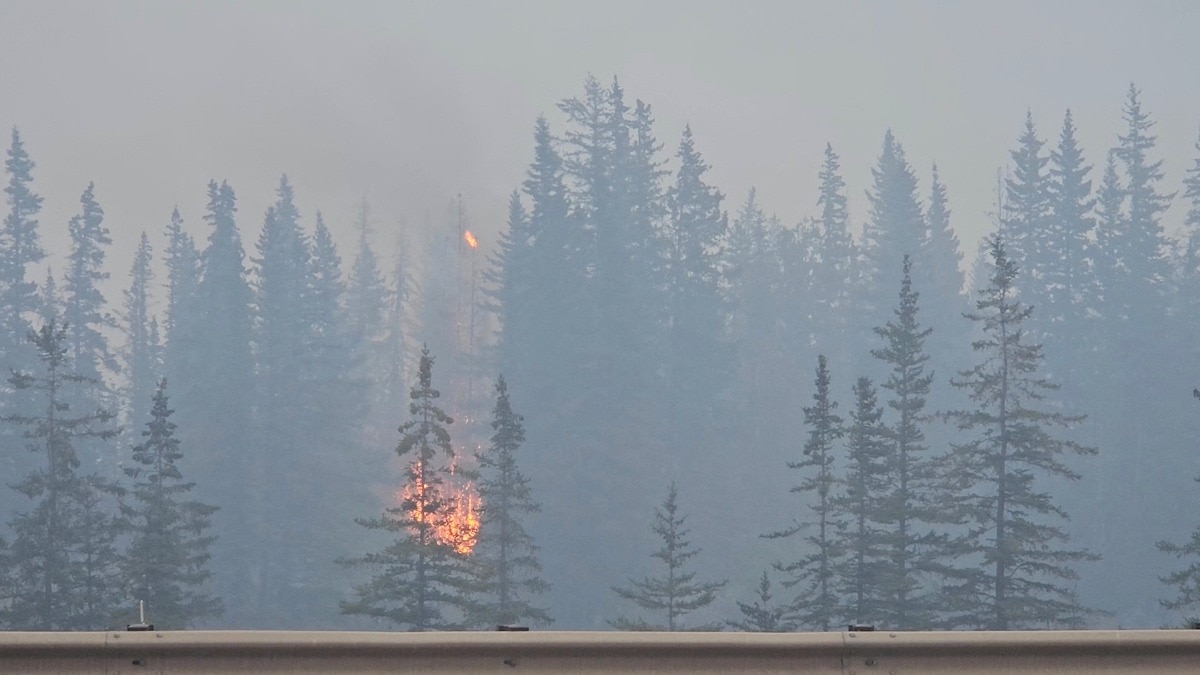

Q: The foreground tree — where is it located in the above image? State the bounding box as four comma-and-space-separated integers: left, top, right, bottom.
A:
340, 347, 470, 630
610, 483, 725, 631
835, 376, 891, 627
0, 321, 124, 630
122, 379, 222, 628
726, 571, 795, 632
943, 236, 1098, 629
469, 376, 551, 628
871, 255, 944, 629
766, 355, 844, 631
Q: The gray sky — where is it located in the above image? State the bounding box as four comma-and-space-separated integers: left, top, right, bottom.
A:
2, 0, 1199, 295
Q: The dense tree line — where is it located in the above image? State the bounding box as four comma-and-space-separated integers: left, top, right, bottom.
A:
2, 76, 1200, 630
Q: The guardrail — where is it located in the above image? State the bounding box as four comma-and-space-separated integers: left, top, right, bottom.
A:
2, 629, 1200, 673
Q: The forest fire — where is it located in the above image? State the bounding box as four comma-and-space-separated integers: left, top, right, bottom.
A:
398, 466, 481, 555
463, 229, 478, 248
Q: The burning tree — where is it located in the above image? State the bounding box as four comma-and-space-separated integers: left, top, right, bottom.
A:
468, 376, 551, 628
339, 346, 473, 630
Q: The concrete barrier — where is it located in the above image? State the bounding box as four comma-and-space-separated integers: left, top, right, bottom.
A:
2, 629, 1199, 673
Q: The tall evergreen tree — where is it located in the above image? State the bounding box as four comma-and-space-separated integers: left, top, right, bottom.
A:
119, 232, 161, 437
340, 347, 470, 630
664, 125, 732, 449
1182, 129, 1200, 283
249, 175, 315, 621
1, 321, 124, 630
943, 236, 1098, 629
766, 354, 844, 631
610, 483, 725, 631
835, 376, 891, 626
345, 201, 394, 447
1044, 110, 1098, 330
184, 180, 257, 625
1097, 86, 1174, 341
0, 128, 45, 372
469, 376, 550, 628
871, 255, 943, 629
122, 379, 221, 628
921, 164, 970, 379
0, 129, 45, 519
161, 207, 200, 393
63, 182, 118, 389
1000, 112, 1053, 291
862, 130, 925, 322
809, 143, 861, 372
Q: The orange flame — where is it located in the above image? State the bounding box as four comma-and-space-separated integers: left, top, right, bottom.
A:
463, 230, 478, 248
398, 466, 481, 555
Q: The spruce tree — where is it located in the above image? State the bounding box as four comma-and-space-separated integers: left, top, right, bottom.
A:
871, 255, 943, 629
943, 236, 1098, 629
0, 128, 45, 373
766, 354, 844, 631
664, 125, 733, 450
726, 571, 795, 632
610, 483, 725, 631
808, 143, 861, 376
0, 129, 45, 520
835, 376, 891, 627
122, 379, 221, 628
119, 232, 161, 438
1182, 129, 1200, 283
161, 206, 200, 393
185, 179, 257, 624
1045, 110, 1098, 330
862, 130, 925, 322
469, 375, 550, 628
1001, 112, 1052, 290
63, 182, 118, 388
340, 347, 470, 630
1158, 467, 1200, 620
1, 321, 124, 630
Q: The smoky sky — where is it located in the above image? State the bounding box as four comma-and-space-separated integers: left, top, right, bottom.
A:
1, 0, 1199, 295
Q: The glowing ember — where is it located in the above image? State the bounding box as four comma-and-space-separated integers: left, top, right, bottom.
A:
398, 466, 481, 555
463, 230, 478, 248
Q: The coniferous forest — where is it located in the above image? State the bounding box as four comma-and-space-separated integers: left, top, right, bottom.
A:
3, 72, 1200, 633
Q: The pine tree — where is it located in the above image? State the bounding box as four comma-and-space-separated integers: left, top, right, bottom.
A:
664, 125, 733, 450
726, 571, 795, 632
766, 354, 844, 631
344, 200, 397, 435
162, 206, 200, 391
469, 375, 550, 627
1001, 112, 1052, 290
943, 236, 1098, 629
63, 182, 118, 387
1045, 110, 1098, 330
921, 164, 970, 378
862, 130, 925, 322
1096, 86, 1174, 343
809, 143, 862, 371
0, 129, 45, 520
122, 379, 221, 628
0, 128, 45, 373
610, 483, 726, 631
835, 376, 891, 626
1, 321, 124, 630
340, 347, 470, 630
1182, 129, 1200, 283
119, 232, 161, 438
185, 179, 257, 624
870, 255, 943, 629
